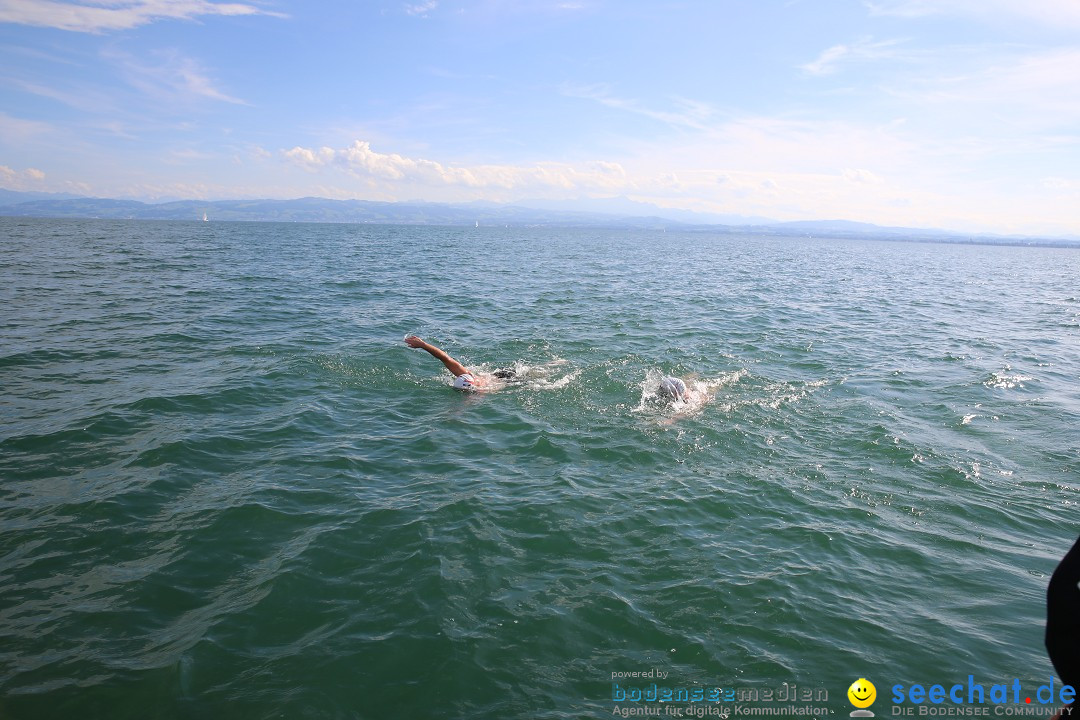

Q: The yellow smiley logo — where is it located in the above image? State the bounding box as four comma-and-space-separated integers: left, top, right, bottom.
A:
848, 678, 877, 708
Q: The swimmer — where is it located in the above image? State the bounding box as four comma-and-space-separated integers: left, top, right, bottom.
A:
659, 376, 688, 402
404, 335, 518, 390
404, 335, 483, 390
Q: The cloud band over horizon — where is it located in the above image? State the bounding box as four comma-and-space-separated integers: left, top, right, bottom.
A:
1, 0, 1078, 235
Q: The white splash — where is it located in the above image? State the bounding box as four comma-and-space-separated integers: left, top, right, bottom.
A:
635, 368, 747, 423
472, 357, 578, 391
983, 366, 1032, 389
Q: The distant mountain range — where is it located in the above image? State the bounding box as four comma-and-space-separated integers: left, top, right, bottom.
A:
0, 191, 1076, 246
0, 188, 82, 206
0, 194, 683, 228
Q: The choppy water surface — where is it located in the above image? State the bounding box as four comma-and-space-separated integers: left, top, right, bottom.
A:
1, 218, 1078, 719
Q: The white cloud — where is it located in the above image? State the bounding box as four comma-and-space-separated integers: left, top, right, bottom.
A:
1043, 177, 1080, 192
13, 78, 121, 114
282, 140, 631, 195
842, 168, 883, 184
283, 145, 336, 170
705, 117, 920, 175
0, 111, 53, 140
106, 48, 247, 105
166, 148, 217, 163
864, 0, 1080, 28
801, 38, 906, 75
63, 180, 92, 194
864, 1, 945, 18
801, 44, 853, 76
0, 165, 47, 189
890, 48, 1080, 134
275, 131, 951, 228
603, 113, 1028, 227
404, 1, 438, 17
0, 0, 282, 33
561, 84, 715, 131
541, 75, 1080, 232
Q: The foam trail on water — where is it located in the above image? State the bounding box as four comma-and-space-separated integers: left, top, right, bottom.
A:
635, 368, 746, 423
471, 358, 578, 392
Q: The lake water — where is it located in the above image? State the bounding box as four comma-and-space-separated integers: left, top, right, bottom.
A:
1, 217, 1078, 719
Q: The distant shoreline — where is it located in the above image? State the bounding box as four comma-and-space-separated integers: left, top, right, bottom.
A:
1, 196, 1077, 249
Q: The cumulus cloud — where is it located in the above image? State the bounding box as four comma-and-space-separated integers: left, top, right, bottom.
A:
0, 0, 283, 33
0, 165, 46, 189
283, 146, 337, 170
282, 140, 632, 194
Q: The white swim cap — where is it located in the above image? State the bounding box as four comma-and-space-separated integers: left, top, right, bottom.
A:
453, 373, 477, 390
659, 376, 687, 401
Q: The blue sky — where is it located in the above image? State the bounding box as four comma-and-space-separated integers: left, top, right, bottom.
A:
1, 0, 1079, 234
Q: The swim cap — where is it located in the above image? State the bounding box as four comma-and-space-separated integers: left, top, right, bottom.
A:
453, 373, 477, 390
659, 376, 687, 401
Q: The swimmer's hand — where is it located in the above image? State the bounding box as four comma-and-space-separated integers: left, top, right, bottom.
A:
404, 335, 428, 349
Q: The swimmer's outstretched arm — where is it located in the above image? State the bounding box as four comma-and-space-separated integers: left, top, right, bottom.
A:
404, 336, 471, 377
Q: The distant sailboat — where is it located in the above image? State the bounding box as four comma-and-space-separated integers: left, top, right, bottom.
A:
202, 212, 208, 222
475, 220, 479, 228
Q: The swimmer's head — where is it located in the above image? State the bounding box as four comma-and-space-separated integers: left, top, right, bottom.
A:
453, 373, 477, 391
659, 376, 687, 402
